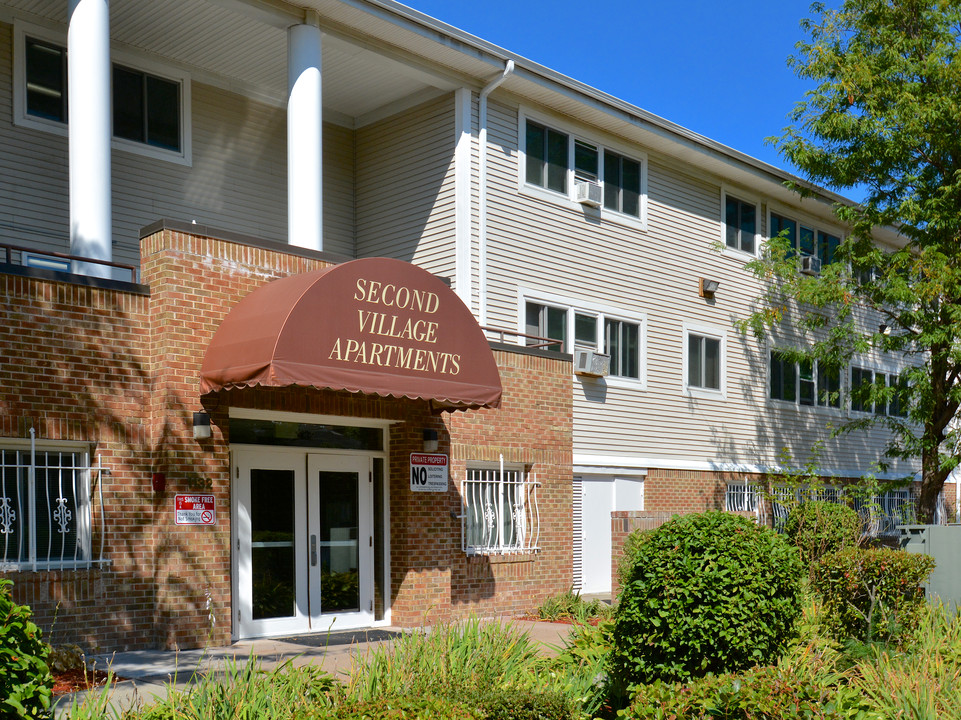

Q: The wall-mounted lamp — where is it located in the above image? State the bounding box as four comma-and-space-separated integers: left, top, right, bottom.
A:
699, 278, 720, 299
193, 411, 212, 440
423, 428, 439, 453
879, 323, 892, 336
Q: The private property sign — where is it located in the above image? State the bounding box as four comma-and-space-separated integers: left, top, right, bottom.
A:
410, 453, 448, 492
175, 494, 217, 525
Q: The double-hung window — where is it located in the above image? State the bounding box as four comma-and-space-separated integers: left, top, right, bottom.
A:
724, 193, 757, 254
522, 116, 646, 223
526, 120, 568, 193
770, 211, 841, 267
0, 447, 92, 569
687, 333, 721, 391
850, 366, 907, 416
769, 351, 841, 408
525, 300, 643, 381
603, 151, 641, 217
17, 25, 190, 162
462, 466, 539, 555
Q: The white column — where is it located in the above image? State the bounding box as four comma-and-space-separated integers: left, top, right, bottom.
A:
287, 22, 323, 251
453, 88, 472, 308
68, 0, 112, 277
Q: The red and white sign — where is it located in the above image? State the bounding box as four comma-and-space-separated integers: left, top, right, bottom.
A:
410, 453, 448, 492
175, 494, 217, 526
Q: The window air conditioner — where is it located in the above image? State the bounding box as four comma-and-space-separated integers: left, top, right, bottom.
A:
800, 255, 822, 276
573, 349, 610, 377
575, 179, 602, 207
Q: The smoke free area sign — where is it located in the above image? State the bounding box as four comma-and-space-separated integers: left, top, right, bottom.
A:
410, 453, 448, 492
175, 494, 217, 525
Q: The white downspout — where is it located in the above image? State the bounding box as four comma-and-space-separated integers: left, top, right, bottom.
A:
477, 60, 514, 326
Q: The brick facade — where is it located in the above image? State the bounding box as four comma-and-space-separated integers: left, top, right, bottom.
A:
0, 225, 573, 651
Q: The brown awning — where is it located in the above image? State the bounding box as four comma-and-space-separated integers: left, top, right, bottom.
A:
200, 257, 502, 409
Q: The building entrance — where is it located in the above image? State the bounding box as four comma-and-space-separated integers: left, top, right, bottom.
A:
232, 448, 373, 638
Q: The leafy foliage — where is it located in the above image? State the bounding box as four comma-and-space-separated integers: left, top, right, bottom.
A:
784, 500, 863, 569
739, 0, 961, 521
608, 512, 802, 693
537, 588, 611, 623
811, 547, 935, 643
0, 579, 52, 719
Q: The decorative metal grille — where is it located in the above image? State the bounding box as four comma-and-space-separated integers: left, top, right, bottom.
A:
462, 462, 539, 555
0, 435, 103, 570
724, 482, 759, 514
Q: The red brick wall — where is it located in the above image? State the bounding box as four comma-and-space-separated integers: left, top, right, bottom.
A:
1, 226, 574, 649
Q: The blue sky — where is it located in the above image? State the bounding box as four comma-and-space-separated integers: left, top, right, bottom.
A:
403, 0, 822, 177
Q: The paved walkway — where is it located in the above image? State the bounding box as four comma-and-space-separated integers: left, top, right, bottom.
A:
53, 620, 574, 718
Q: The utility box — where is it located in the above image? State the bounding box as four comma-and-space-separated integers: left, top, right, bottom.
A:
899, 524, 961, 610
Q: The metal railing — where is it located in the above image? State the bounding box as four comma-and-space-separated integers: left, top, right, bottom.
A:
0, 430, 106, 571
481, 326, 562, 350
462, 456, 540, 555
1, 242, 139, 283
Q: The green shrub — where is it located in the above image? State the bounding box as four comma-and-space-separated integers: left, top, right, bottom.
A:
616, 528, 655, 592
784, 501, 862, 569
536, 588, 611, 623
331, 695, 479, 719
811, 547, 935, 643
481, 688, 573, 720
608, 512, 802, 693
0, 578, 52, 719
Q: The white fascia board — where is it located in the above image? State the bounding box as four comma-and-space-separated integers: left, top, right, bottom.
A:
573, 453, 919, 481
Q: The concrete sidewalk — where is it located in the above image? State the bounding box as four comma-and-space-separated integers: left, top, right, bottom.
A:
53, 620, 575, 718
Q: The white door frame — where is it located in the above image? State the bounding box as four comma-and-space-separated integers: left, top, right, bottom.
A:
232, 447, 377, 639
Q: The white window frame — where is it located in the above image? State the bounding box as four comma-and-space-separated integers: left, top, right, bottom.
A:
0, 440, 94, 571
767, 348, 842, 412
849, 363, 906, 417
13, 21, 193, 166
766, 204, 845, 266
519, 289, 648, 388
720, 186, 761, 258
462, 463, 539, 556
518, 109, 648, 231
682, 321, 727, 398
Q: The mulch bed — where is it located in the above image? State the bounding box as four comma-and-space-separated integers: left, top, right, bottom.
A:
51, 668, 122, 696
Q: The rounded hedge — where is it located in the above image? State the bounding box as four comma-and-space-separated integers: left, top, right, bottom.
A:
784, 500, 862, 568
609, 512, 802, 691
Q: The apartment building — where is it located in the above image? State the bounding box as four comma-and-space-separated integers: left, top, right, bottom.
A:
0, 0, 939, 649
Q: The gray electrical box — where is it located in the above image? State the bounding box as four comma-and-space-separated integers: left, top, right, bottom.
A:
899, 524, 961, 610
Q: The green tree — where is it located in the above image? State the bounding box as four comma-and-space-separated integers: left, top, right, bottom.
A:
742, 0, 961, 522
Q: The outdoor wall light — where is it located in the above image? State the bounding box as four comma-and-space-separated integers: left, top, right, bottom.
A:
193, 411, 212, 440
423, 428, 439, 453
699, 278, 720, 299
879, 323, 892, 336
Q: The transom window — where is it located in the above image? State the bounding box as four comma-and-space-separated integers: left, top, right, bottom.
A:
462, 466, 539, 555
525, 300, 643, 380
770, 351, 841, 408
522, 117, 646, 221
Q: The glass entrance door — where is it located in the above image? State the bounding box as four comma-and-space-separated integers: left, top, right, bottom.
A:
307, 454, 373, 628
233, 449, 373, 639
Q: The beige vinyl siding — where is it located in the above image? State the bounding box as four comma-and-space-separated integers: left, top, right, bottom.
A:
0, 22, 355, 262
482, 98, 911, 476
355, 93, 455, 280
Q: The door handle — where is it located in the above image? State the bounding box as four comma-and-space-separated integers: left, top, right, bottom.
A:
310, 535, 317, 566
